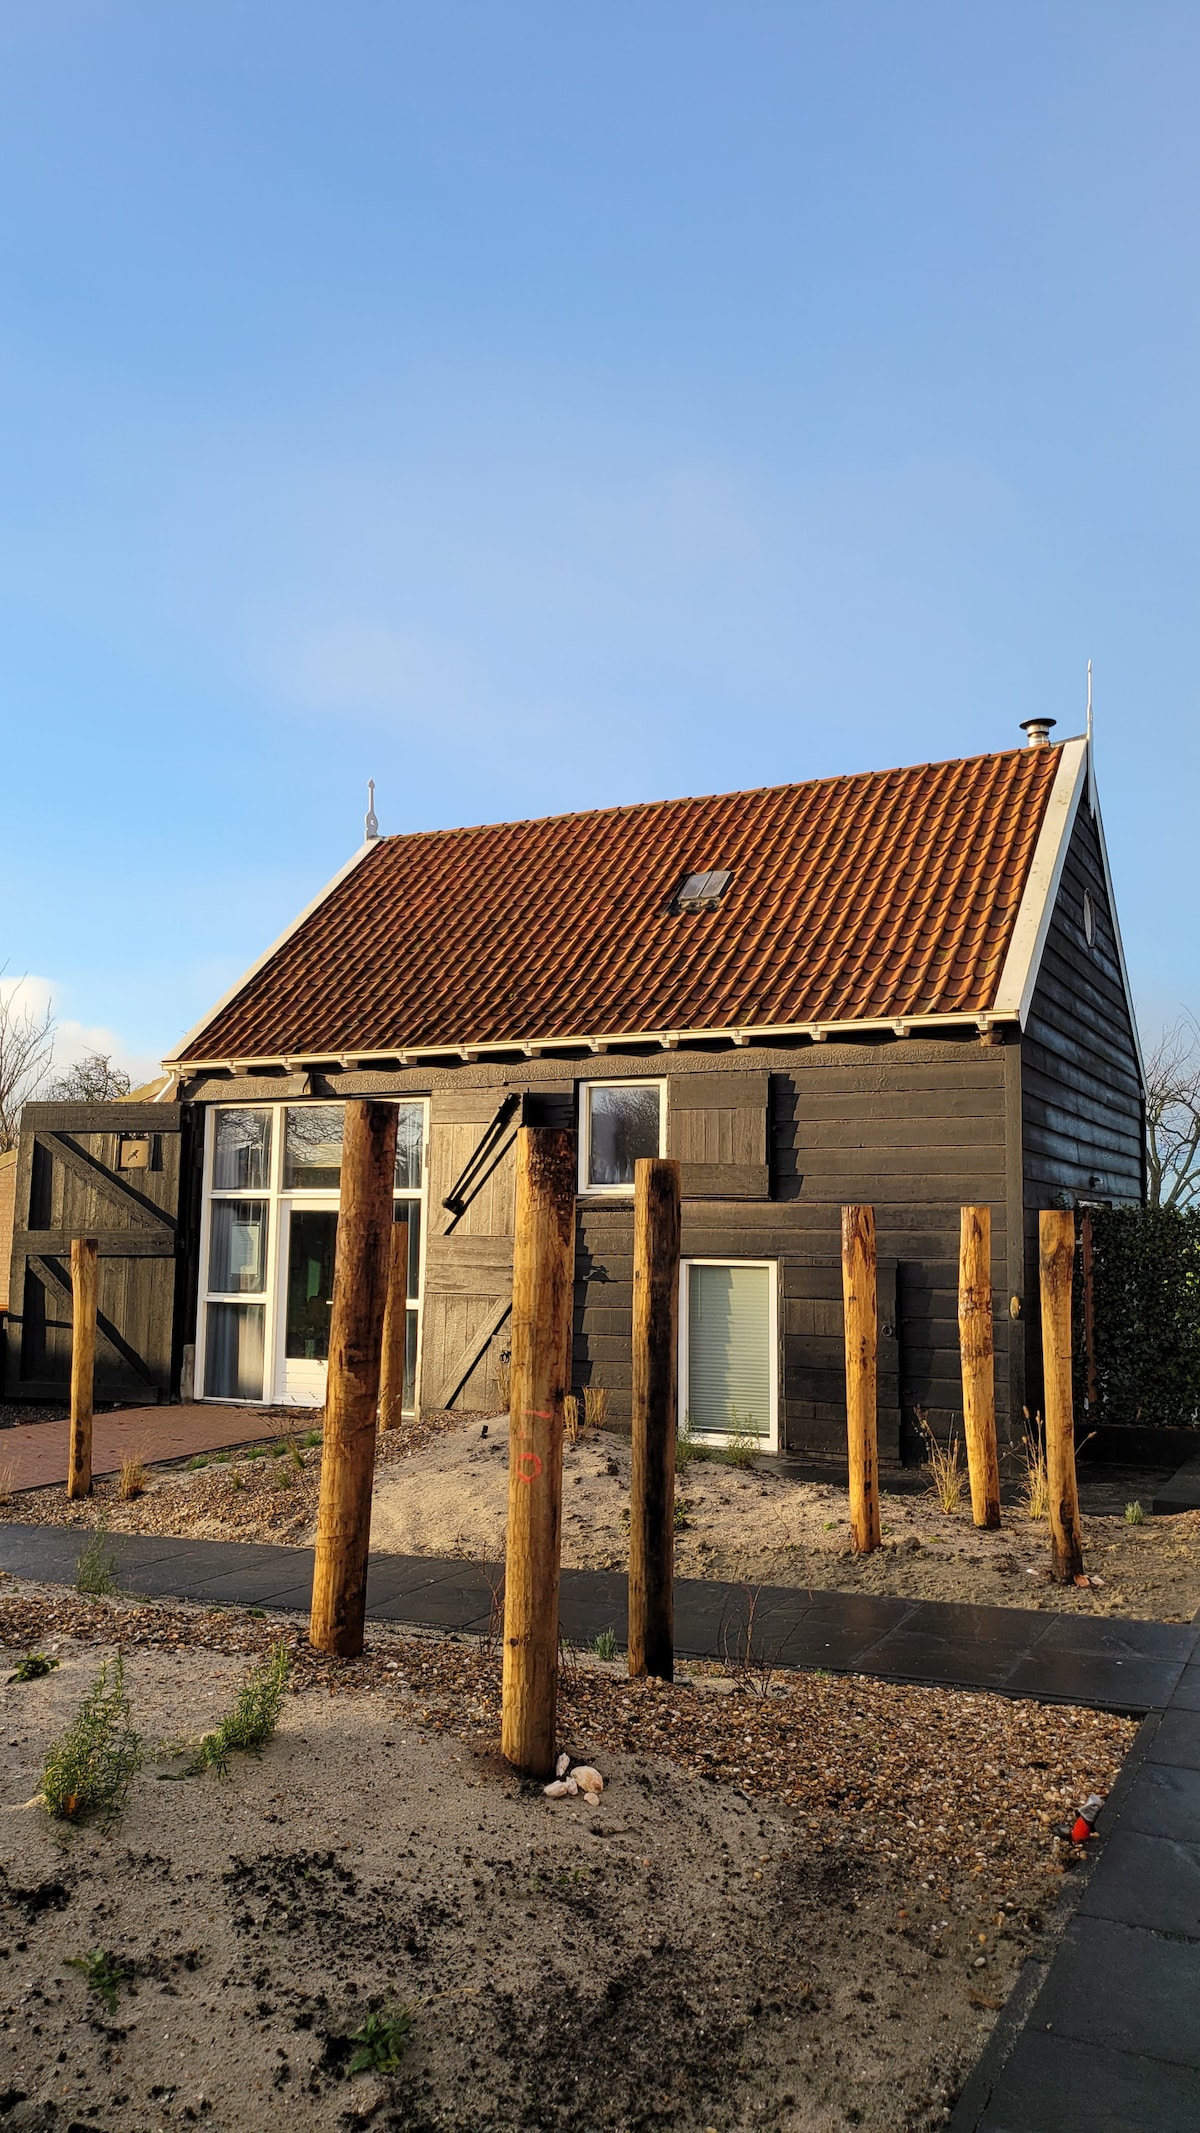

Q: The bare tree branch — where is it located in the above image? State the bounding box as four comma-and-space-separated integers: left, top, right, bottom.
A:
0, 971, 55, 1152
1146, 1015, 1200, 1209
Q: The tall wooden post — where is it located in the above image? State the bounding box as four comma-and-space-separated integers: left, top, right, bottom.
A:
68, 1238, 98, 1501
501, 1127, 576, 1777
959, 1206, 1001, 1529
310, 1101, 398, 1656
1040, 1209, 1085, 1583
377, 1217, 410, 1432
628, 1157, 681, 1682
842, 1205, 881, 1554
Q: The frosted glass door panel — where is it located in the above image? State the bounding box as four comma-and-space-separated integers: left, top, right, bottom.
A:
686, 1263, 772, 1439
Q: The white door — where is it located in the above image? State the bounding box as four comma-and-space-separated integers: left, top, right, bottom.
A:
274, 1201, 339, 1406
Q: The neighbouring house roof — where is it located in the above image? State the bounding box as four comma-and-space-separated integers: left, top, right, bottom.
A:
169, 738, 1103, 1068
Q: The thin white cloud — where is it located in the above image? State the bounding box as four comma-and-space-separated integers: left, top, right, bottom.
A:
0, 973, 159, 1089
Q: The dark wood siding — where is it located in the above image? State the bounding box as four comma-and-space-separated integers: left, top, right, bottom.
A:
184, 1040, 1016, 1450
4, 1102, 192, 1403
1020, 797, 1144, 1406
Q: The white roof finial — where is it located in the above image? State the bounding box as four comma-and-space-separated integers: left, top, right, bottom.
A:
364, 778, 379, 841
1086, 659, 1093, 744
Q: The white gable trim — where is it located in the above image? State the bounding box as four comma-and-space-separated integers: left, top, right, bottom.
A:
992, 738, 1088, 1024
1089, 782, 1146, 1087
163, 841, 381, 1067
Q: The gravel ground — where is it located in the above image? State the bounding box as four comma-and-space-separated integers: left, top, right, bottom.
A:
0, 1583, 1132, 2133
5, 1410, 1196, 1624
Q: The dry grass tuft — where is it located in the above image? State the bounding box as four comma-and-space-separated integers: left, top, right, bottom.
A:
118, 1453, 148, 1502
1019, 1421, 1050, 1521
0, 1462, 14, 1508
581, 1385, 609, 1434
563, 1394, 581, 1445
918, 1414, 966, 1514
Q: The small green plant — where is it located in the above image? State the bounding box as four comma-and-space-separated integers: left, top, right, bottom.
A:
302, 1429, 322, 1448
592, 1626, 618, 1661
186, 1454, 209, 1472
229, 1469, 245, 1491
64, 1948, 135, 2015
673, 1496, 692, 1530
211, 1449, 231, 1464
244, 1445, 266, 1462
8, 1652, 59, 1683
1125, 1500, 1146, 1525
183, 1645, 290, 1779
75, 1516, 118, 1598
41, 1655, 142, 1822
675, 1416, 714, 1469
345, 2004, 414, 2075
721, 1409, 761, 1470
275, 1468, 294, 1489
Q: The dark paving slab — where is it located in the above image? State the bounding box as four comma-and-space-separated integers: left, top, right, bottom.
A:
1120, 1759, 1200, 1840
0, 1524, 1193, 1713
855, 1629, 1029, 1692
1144, 1705, 1200, 1770
978, 2032, 1200, 2133
1031, 1915, 1200, 2069
1001, 1646, 1185, 1714
1153, 1452, 1200, 1515
1076, 1828, 1200, 1935
1034, 1612, 1198, 1661
1164, 1663, 1200, 1713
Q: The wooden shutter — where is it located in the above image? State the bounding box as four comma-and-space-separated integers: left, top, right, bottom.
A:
4, 1102, 189, 1403
666, 1070, 769, 1199
419, 1088, 520, 1412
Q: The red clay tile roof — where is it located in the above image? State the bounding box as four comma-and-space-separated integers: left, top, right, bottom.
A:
176, 744, 1062, 1062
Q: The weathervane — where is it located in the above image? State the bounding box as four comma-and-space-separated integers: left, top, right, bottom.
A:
365, 778, 379, 840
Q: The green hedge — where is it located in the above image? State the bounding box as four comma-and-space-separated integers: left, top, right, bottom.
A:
1074, 1205, 1200, 1429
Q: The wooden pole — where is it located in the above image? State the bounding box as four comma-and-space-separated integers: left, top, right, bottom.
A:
501, 1127, 576, 1776
841, 1205, 881, 1554
628, 1157, 681, 1682
377, 1216, 410, 1432
67, 1238, 98, 1501
310, 1101, 398, 1656
1040, 1208, 1085, 1583
958, 1206, 1002, 1529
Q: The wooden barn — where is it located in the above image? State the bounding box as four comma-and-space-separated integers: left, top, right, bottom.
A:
3, 722, 1144, 1456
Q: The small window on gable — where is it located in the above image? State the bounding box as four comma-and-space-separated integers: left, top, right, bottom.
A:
581, 1082, 664, 1190
1083, 889, 1097, 949
677, 868, 732, 913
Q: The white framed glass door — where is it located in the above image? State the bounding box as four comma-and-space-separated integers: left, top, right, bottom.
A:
276, 1200, 339, 1405
196, 1099, 427, 1410
680, 1259, 778, 1451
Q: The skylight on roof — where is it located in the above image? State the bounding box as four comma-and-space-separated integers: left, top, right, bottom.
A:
677, 868, 732, 912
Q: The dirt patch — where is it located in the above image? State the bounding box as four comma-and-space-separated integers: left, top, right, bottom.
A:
0, 1590, 1132, 2132
5, 1411, 1196, 1622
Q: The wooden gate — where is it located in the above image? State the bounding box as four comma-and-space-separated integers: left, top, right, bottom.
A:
3, 1102, 190, 1404
418, 1089, 522, 1412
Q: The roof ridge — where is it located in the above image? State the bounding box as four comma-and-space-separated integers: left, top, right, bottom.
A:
376, 740, 1068, 849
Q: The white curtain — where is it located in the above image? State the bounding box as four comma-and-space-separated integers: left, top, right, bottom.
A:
686, 1263, 772, 1438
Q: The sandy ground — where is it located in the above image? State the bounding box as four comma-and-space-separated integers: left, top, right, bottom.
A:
5, 1412, 1198, 1623
0, 1585, 1132, 2133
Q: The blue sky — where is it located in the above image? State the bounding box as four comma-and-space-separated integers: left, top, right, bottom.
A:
2, 3, 1197, 1075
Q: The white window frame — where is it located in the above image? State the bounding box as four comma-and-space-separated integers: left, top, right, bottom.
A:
194, 1098, 429, 1408
678, 1257, 779, 1453
578, 1078, 667, 1195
